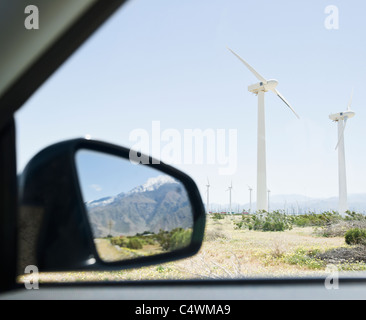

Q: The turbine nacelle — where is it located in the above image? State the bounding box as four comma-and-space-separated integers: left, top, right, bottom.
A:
329, 111, 355, 122
248, 79, 278, 93
264, 79, 279, 91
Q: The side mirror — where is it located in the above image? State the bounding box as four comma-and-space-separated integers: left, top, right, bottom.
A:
18, 139, 205, 272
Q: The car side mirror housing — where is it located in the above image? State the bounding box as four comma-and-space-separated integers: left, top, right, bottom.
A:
18, 139, 205, 272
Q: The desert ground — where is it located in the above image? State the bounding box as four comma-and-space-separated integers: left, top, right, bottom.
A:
18, 214, 366, 283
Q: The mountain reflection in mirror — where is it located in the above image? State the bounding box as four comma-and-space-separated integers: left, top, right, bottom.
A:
75, 149, 193, 262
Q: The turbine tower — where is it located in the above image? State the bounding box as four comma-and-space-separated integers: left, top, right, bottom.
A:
329, 91, 355, 216
206, 178, 210, 214
228, 48, 299, 212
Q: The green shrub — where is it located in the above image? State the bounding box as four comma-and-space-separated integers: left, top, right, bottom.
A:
235, 211, 292, 232
156, 229, 171, 251
345, 228, 366, 245
127, 237, 143, 250
110, 237, 128, 247
292, 211, 341, 227
211, 213, 225, 220
284, 248, 324, 269
345, 211, 366, 221
169, 228, 192, 250
156, 228, 192, 251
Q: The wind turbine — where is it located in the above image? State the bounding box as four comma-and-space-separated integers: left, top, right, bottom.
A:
228, 48, 299, 212
227, 181, 233, 214
206, 178, 210, 214
329, 90, 355, 216
248, 185, 253, 213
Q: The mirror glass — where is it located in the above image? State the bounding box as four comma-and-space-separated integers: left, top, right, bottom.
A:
75, 149, 194, 262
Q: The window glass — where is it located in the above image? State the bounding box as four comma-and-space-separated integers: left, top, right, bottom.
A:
16, 1, 366, 282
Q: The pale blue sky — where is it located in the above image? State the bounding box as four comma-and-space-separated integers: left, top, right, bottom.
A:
75, 150, 163, 202
16, 0, 366, 205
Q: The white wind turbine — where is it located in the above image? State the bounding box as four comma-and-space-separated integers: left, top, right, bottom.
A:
329, 90, 355, 216
227, 181, 233, 214
248, 185, 253, 213
228, 48, 299, 212
206, 178, 210, 214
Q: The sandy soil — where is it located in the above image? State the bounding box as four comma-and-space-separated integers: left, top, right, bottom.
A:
18, 215, 363, 283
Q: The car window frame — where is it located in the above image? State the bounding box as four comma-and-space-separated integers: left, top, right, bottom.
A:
3, 0, 366, 294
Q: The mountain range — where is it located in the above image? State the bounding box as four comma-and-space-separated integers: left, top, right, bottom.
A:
208, 193, 366, 214
86, 175, 193, 237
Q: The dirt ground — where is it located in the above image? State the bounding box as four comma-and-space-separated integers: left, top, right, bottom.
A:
18, 215, 364, 283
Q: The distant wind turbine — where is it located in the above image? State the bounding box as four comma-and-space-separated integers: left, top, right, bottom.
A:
228, 48, 299, 212
206, 178, 210, 214
248, 185, 253, 213
329, 90, 356, 216
227, 181, 233, 214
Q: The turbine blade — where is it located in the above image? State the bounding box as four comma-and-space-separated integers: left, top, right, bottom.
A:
335, 117, 348, 150
227, 47, 267, 83
273, 89, 300, 119
347, 89, 354, 111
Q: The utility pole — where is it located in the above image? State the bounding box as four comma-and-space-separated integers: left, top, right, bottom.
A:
108, 219, 113, 236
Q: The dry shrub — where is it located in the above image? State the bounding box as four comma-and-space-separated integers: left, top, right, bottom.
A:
318, 220, 366, 238
175, 251, 243, 279
204, 228, 231, 242
270, 238, 287, 259
316, 246, 366, 264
